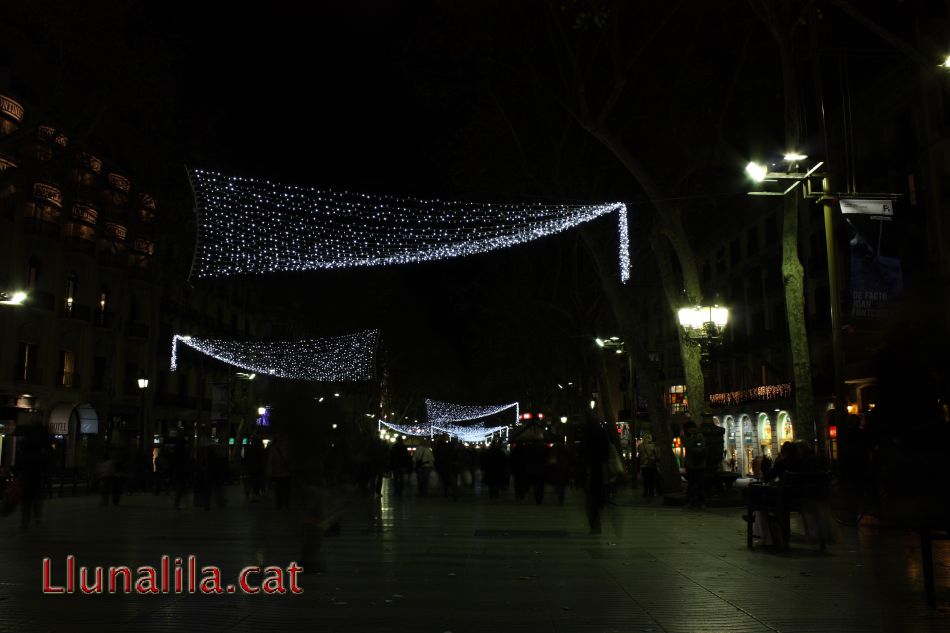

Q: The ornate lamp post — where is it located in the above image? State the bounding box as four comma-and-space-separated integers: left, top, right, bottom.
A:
677, 305, 729, 354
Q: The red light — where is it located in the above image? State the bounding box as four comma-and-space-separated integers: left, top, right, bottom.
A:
523, 413, 533, 420
538, 413, 544, 420
828, 426, 838, 438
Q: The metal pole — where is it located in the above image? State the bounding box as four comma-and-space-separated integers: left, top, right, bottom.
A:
626, 351, 638, 489
822, 177, 847, 446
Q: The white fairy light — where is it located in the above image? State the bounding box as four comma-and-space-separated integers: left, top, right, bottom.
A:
431, 423, 510, 443
170, 330, 377, 381
425, 399, 520, 426
188, 169, 630, 282
378, 419, 430, 437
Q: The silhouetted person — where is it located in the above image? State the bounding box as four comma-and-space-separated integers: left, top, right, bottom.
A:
583, 418, 609, 534
683, 421, 707, 509
169, 437, 191, 509
484, 440, 507, 499
389, 437, 411, 497
414, 441, 435, 496
639, 432, 660, 498
526, 440, 547, 504
16, 425, 48, 528
510, 442, 528, 499
268, 435, 293, 509
550, 440, 570, 505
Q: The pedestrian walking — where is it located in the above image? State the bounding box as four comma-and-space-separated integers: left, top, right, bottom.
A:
639, 432, 660, 498
683, 421, 707, 509
389, 437, 411, 497
414, 441, 435, 496
582, 416, 609, 534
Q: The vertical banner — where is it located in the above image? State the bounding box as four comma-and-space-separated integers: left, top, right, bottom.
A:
846, 202, 902, 324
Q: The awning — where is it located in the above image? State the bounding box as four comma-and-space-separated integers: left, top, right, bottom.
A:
77, 404, 98, 434
48, 402, 99, 435
48, 403, 76, 435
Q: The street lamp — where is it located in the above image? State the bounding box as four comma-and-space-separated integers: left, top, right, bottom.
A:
0, 291, 27, 306
677, 305, 729, 343
257, 406, 267, 416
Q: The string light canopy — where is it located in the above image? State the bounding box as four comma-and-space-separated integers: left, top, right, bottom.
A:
170, 330, 378, 382
188, 169, 630, 282
378, 419, 509, 444
425, 399, 520, 426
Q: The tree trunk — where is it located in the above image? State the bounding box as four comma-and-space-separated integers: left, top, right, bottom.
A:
579, 227, 681, 491
775, 17, 817, 442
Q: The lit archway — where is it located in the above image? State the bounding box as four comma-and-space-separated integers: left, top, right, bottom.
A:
738, 414, 753, 476
757, 412, 773, 458
723, 415, 737, 473
777, 411, 794, 445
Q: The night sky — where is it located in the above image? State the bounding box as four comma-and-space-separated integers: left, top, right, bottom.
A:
1, 1, 796, 409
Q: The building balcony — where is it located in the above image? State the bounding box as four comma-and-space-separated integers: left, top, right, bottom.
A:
93, 310, 116, 329
60, 372, 81, 388
26, 290, 54, 311
60, 303, 92, 322
14, 366, 43, 385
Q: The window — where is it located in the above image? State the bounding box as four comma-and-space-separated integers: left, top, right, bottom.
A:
27, 257, 40, 290
92, 356, 107, 391
16, 342, 37, 382
668, 385, 689, 415
65, 272, 77, 313
97, 285, 109, 325
60, 350, 76, 387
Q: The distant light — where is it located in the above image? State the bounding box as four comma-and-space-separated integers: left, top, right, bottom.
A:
318, 397, 325, 403
365, 413, 374, 418
783, 153, 808, 162
594, 338, 605, 347
615, 349, 623, 355
560, 416, 568, 424
745, 161, 767, 183
942, 55, 950, 69
538, 413, 544, 420
557, 383, 563, 390
137, 378, 149, 389
333, 392, 340, 397
609, 336, 620, 341
257, 406, 267, 415
0, 290, 27, 305
589, 400, 596, 410
332, 423, 338, 429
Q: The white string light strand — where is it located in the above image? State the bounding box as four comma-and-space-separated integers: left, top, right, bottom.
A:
170, 330, 378, 382
188, 169, 630, 282
425, 399, 520, 426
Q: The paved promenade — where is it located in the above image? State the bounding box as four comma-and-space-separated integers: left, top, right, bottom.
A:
1, 482, 948, 633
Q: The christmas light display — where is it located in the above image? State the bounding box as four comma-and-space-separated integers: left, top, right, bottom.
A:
378, 419, 430, 437
709, 383, 792, 407
188, 169, 630, 282
170, 330, 378, 381
425, 399, 519, 426
431, 423, 510, 443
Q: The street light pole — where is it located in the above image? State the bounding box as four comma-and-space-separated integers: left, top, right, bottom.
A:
822, 177, 847, 442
